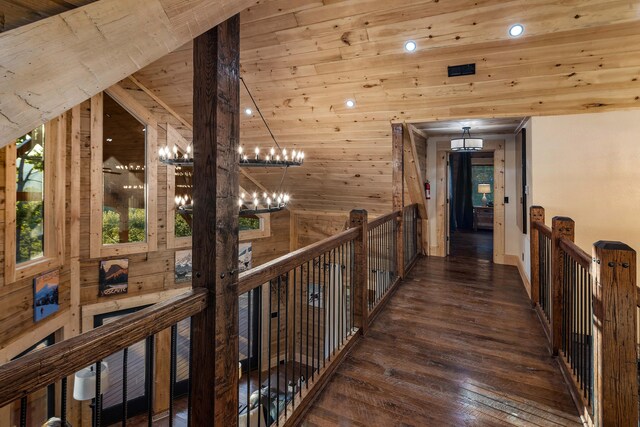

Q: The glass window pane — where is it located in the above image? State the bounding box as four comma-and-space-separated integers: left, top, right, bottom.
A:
102, 94, 147, 245
175, 165, 192, 238
16, 125, 45, 264
239, 214, 260, 231
471, 165, 494, 206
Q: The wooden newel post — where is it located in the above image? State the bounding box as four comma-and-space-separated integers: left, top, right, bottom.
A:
190, 14, 240, 426
551, 216, 574, 356
350, 209, 369, 335
592, 241, 638, 427
529, 206, 545, 307
391, 123, 404, 278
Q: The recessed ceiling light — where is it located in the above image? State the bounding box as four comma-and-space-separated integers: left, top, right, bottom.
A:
245, 108, 253, 115
345, 99, 356, 108
509, 24, 524, 37
404, 40, 417, 52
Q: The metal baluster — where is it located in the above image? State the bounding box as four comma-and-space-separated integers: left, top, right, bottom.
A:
311, 259, 316, 381
306, 261, 310, 384
316, 255, 321, 375
267, 279, 273, 420
147, 337, 154, 427
61, 377, 68, 426
170, 324, 177, 427
284, 271, 289, 417
257, 285, 263, 427
122, 348, 128, 426
245, 291, 251, 427
20, 396, 27, 427
96, 360, 102, 427
292, 267, 296, 408
276, 276, 281, 424
322, 251, 327, 368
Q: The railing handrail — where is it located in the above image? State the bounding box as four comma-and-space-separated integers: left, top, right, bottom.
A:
532, 220, 552, 238
0, 288, 207, 408
367, 209, 401, 230
238, 227, 359, 295
559, 237, 591, 271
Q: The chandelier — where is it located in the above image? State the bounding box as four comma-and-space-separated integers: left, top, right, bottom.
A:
451, 126, 483, 151
162, 77, 298, 216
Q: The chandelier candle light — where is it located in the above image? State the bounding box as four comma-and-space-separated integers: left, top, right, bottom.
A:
238, 191, 290, 215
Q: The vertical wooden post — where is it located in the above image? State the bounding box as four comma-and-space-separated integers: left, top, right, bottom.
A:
529, 206, 545, 307
190, 14, 240, 426
551, 216, 574, 356
592, 241, 638, 427
392, 123, 404, 278
350, 209, 369, 335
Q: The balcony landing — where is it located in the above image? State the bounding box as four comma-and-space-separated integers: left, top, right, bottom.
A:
302, 256, 582, 426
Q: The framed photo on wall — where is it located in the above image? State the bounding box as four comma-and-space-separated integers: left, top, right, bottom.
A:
99, 259, 129, 296
34, 270, 59, 322
175, 250, 192, 283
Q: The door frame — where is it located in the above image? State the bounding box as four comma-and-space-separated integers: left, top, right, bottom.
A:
435, 139, 506, 263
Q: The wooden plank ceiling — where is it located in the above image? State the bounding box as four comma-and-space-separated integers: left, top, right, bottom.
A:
131, 0, 640, 214
5, 0, 639, 213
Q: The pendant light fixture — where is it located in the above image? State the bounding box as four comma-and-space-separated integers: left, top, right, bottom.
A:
164, 75, 297, 217
451, 126, 483, 151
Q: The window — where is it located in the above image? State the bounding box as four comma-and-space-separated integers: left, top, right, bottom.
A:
15, 125, 45, 263
90, 88, 157, 258
471, 165, 494, 206
5, 117, 65, 284
102, 93, 147, 245
239, 214, 260, 231
175, 165, 193, 238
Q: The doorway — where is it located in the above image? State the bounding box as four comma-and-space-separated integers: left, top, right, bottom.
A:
448, 152, 494, 261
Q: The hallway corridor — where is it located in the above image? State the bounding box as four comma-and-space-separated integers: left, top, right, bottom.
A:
302, 257, 582, 426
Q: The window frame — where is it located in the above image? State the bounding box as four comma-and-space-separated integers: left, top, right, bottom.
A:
4, 115, 66, 285
90, 87, 158, 258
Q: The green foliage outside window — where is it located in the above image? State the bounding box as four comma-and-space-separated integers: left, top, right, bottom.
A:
16, 126, 45, 264
102, 208, 146, 244
175, 214, 192, 237
239, 216, 260, 230
471, 165, 494, 206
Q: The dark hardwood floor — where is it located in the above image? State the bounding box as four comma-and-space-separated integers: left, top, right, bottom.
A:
302, 256, 582, 426
449, 229, 494, 261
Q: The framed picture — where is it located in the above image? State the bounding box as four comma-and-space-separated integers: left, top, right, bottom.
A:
34, 270, 59, 322
175, 250, 192, 283
239, 243, 252, 273
99, 259, 129, 297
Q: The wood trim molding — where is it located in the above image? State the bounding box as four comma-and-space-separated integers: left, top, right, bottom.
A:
4, 114, 66, 285
89, 85, 158, 259
434, 140, 506, 263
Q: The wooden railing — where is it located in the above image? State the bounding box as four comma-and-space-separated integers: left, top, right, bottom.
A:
529, 206, 638, 426
366, 210, 399, 316
0, 289, 207, 426
0, 205, 422, 426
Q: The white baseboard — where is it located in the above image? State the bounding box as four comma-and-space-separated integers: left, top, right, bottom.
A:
503, 255, 531, 298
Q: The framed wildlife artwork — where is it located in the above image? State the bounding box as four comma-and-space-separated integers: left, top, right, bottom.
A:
34, 270, 59, 322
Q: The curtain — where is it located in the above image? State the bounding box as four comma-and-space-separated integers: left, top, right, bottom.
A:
451, 153, 474, 230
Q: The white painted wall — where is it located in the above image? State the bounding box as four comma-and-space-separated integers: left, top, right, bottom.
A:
528, 110, 640, 282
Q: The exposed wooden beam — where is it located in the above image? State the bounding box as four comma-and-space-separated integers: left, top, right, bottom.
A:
404, 124, 430, 255
403, 124, 427, 219
129, 76, 194, 131
190, 14, 240, 425
0, 0, 256, 146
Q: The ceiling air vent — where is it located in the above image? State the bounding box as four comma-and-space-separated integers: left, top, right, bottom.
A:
447, 63, 476, 77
